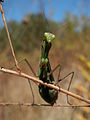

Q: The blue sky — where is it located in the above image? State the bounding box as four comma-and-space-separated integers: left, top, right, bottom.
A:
0, 0, 90, 24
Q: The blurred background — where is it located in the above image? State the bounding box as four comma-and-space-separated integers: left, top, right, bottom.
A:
0, 0, 90, 120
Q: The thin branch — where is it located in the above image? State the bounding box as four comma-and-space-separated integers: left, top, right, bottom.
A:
0, 102, 89, 107
0, 67, 90, 105
0, 3, 20, 71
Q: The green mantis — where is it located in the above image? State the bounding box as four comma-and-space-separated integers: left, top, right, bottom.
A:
24, 32, 74, 105
38, 33, 58, 105
33, 32, 74, 105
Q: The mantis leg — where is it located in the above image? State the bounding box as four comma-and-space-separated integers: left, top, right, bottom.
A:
47, 64, 62, 82
58, 72, 74, 105
10, 58, 37, 104
10, 58, 37, 77
48, 63, 74, 105
20, 58, 38, 104
27, 79, 35, 105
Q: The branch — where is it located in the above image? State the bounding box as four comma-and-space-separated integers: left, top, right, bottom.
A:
0, 3, 20, 71
0, 102, 89, 108
0, 67, 90, 105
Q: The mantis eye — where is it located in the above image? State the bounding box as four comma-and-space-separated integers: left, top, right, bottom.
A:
44, 32, 55, 43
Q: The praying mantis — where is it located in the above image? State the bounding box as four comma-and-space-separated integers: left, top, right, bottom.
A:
37, 32, 74, 105
25, 32, 74, 105
38, 33, 58, 105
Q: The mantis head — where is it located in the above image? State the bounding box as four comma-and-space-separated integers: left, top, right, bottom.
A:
44, 32, 55, 43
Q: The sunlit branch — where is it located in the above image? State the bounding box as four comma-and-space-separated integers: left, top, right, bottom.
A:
0, 3, 20, 72
0, 67, 90, 105
0, 102, 89, 107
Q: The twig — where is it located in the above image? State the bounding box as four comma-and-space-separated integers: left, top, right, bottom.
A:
0, 102, 89, 107
0, 67, 90, 105
0, 3, 20, 71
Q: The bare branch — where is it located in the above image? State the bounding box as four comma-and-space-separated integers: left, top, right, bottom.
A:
0, 102, 89, 107
0, 67, 90, 105
0, 3, 20, 72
